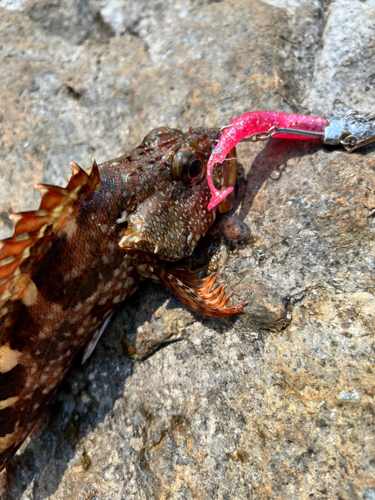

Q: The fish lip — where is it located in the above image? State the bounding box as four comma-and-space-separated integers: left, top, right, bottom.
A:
217, 147, 237, 214
202, 128, 237, 213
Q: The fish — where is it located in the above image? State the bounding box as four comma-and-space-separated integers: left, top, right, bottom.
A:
0, 126, 246, 472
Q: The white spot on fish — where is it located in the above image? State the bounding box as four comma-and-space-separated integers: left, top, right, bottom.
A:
0, 256, 15, 267
98, 296, 108, 306
0, 344, 21, 374
63, 218, 78, 241
22, 247, 31, 260
125, 276, 134, 288
38, 224, 48, 238
21, 280, 38, 306
0, 290, 11, 302
0, 396, 19, 410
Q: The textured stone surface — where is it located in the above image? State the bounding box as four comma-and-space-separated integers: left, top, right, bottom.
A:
1, 0, 375, 499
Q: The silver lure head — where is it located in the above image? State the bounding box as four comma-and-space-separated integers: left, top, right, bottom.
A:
324, 110, 375, 152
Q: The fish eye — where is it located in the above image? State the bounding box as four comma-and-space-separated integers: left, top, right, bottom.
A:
172, 147, 205, 186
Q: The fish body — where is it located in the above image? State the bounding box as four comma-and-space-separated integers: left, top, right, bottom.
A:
0, 127, 245, 471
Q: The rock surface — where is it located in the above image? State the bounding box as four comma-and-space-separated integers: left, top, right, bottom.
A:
1, 0, 375, 499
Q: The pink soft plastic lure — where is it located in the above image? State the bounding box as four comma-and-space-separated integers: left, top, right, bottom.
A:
207, 111, 328, 209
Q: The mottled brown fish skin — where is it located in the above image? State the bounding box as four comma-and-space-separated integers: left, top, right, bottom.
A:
0, 126, 245, 471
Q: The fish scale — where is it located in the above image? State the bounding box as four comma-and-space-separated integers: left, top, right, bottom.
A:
0, 126, 246, 474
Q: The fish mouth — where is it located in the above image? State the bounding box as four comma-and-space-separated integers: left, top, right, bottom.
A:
218, 145, 237, 213
209, 143, 237, 214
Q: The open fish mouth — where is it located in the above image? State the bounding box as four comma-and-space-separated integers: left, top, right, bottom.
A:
216, 145, 237, 213
208, 139, 237, 214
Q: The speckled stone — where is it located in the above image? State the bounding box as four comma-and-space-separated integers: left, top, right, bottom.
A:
1, 0, 375, 499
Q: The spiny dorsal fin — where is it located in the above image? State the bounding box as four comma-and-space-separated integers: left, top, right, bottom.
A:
0, 160, 101, 313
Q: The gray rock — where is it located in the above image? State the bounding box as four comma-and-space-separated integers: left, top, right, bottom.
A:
1, 0, 375, 498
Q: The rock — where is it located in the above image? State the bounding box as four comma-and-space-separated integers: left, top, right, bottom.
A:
1, 0, 375, 498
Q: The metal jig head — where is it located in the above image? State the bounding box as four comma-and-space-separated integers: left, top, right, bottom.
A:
324, 110, 375, 152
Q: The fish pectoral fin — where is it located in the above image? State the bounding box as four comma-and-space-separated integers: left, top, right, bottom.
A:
148, 263, 246, 317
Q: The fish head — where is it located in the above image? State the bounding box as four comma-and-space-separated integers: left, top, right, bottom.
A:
118, 126, 237, 261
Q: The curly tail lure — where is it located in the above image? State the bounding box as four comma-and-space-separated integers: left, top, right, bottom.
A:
207, 110, 375, 209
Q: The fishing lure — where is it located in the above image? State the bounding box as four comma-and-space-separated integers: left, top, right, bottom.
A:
0, 126, 246, 474
207, 110, 375, 209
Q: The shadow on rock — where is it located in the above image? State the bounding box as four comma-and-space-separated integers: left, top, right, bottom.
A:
239, 138, 323, 219
5, 309, 134, 500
